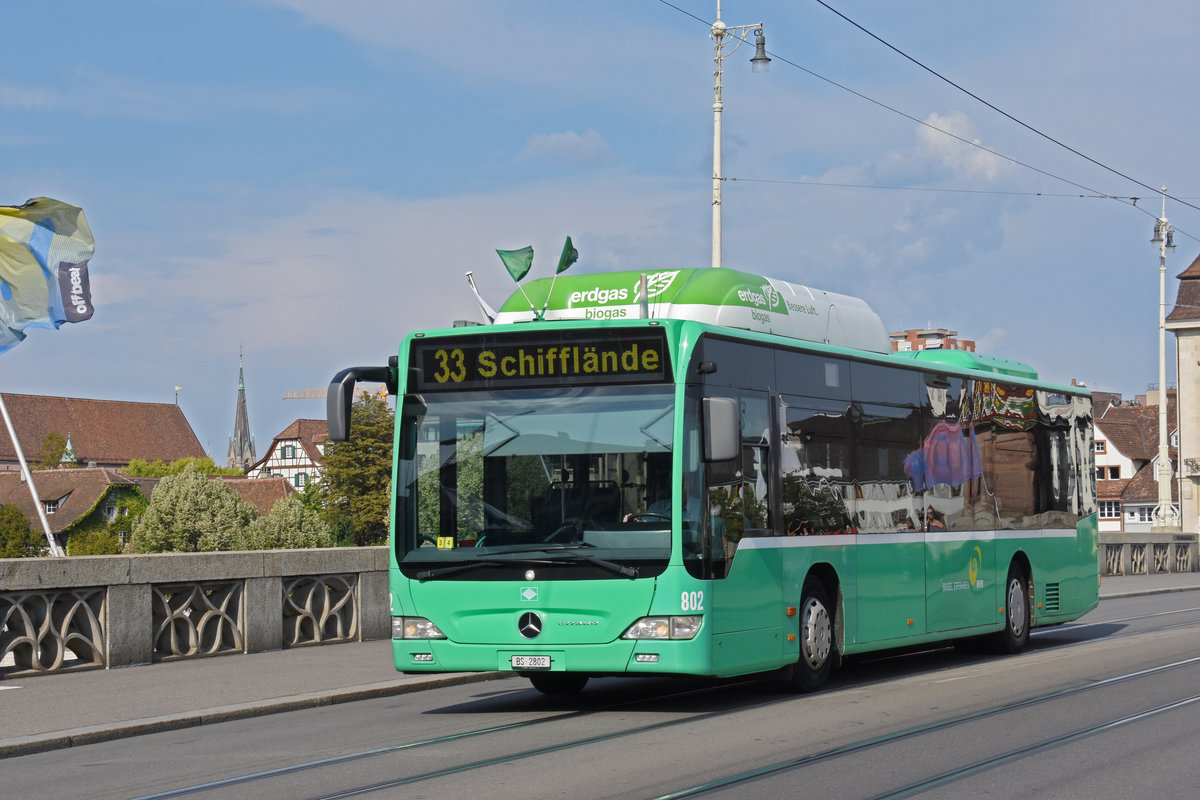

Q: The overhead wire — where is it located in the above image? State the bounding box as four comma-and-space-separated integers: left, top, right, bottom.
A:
657, 0, 1112, 201
811, 0, 1200, 215
653, 0, 1196, 240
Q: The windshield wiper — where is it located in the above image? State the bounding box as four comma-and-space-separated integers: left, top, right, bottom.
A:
413, 548, 638, 580
414, 558, 552, 580
561, 554, 639, 578
488, 545, 639, 578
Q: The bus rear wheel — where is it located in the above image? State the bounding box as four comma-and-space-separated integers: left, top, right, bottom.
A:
785, 576, 835, 692
528, 672, 589, 695
990, 565, 1031, 654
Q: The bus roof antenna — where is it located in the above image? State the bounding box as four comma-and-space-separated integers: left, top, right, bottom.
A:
465, 272, 497, 323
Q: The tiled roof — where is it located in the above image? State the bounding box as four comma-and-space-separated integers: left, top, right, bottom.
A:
1096, 402, 1176, 462
278, 419, 328, 464
1167, 252, 1200, 324
0, 393, 205, 467
1096, 478, 1130, 501
0, 468, 139, 534
1121, 462, 1178, 503
1090, 391, 1122, 416
135, 475, 297, 516
221, 477, 296, 515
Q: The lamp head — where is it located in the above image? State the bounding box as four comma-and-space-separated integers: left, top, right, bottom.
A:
750, 30, 770, 72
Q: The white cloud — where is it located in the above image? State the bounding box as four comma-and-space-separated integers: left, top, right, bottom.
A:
161, 174, 695, 363
261, 1, 697, 111
916, 111, 1011, 181
517, 130, 616, 169
0, 70, 325, 120
976, 327, 1008, 353
0, 82, 59, 110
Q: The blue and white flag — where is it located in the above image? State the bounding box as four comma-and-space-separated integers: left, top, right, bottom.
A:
0, 197, 95, 354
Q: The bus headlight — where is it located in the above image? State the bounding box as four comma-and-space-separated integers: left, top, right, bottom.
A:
621, 616, 702, 640
394, 616, 447, 639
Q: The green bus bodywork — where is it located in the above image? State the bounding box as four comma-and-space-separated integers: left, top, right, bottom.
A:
329, 268, 1099, 694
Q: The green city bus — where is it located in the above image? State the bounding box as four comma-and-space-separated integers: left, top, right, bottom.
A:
327, 267, 1099, 694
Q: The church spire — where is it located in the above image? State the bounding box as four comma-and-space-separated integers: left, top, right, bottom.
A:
227, 351, 256, 471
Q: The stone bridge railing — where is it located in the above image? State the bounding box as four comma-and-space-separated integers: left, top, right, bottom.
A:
1099, 532, 1199, 576
0, 547, 389, 679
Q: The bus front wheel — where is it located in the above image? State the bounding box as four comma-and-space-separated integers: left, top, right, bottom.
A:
785, 576, 835, 692
990, 565, 1031, 654
528, 672, 589, 695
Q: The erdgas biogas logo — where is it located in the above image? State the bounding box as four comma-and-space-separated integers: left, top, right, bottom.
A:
635, 271, 680, 301
737, 281, 783, 311
568, 271, 680, 320
568, 285, 629, 306
569, 285, 629, 319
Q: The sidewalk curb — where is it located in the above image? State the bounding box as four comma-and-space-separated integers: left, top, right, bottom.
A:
1101, 585, 1200, 600
0, 671, 511, 760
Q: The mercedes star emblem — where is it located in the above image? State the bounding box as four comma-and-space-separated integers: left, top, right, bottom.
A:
518, 611, 543, 639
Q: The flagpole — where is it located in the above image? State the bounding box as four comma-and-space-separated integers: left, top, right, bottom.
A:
539, 236, 578, 318
0, 393, 65, 556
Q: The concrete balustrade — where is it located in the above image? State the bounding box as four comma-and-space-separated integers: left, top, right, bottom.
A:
3, 536, 1196, 678
1099, 532, 1198, 576
0, 547, 390, 678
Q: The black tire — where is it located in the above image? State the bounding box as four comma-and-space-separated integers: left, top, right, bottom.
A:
990, 565, 1031, 654
785, 576, 836, 692
529, 672, 589, 695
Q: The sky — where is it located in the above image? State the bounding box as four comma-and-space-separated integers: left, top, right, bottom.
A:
4, 0, 1200, 461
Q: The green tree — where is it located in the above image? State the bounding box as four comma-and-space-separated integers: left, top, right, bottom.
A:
36, 432, 75, 469
124, 456, 243, 477
243, 494, 334, 550
67, 528, 123, 556
320, 393, 393, 546
129, 464, 259, 552
0, 503, 46, 558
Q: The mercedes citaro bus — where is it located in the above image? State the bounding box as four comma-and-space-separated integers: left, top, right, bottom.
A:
328, 267, 1098, 694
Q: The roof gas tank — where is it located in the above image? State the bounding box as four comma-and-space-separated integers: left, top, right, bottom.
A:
496, 267, 891, 353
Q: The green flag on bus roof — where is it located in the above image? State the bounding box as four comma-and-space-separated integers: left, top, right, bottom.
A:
497, 246, 534, 283
556, 236, 578, 274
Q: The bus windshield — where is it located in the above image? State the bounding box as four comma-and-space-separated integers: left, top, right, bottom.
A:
395, 384, 676, 578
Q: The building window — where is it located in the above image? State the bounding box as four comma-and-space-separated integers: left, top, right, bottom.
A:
103, 504, 117, 521
295, 473, 307, 488
1095, 441, 1106, 454
1099, 501, 1121, 518
44, 500, 58, 514
1108, 466, 1120, 480
1135, 508, 1152, 523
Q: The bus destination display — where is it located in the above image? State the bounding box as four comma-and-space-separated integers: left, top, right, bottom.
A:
412, 330, 670, 390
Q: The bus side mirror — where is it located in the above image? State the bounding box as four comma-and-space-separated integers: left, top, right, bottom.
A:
703, 397, 739, 462
326, 364, 395, 441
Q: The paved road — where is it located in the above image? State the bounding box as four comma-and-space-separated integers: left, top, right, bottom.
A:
1, 571, 1197, 759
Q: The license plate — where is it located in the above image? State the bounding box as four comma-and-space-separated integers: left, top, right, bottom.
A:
511, 655, 551, 669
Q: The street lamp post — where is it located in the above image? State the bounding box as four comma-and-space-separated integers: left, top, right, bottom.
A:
1151, 186, 1181, 531
710, 2, 769, 269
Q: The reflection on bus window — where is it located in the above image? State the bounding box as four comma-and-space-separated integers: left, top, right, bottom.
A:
780, 397, 854, 535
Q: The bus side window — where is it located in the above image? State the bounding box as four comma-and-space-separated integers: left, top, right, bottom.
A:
780, 396, 853, 535
741, 394, 771, 537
